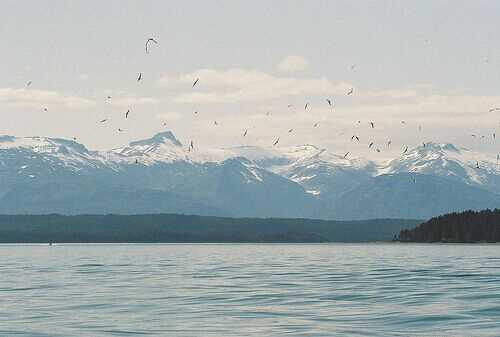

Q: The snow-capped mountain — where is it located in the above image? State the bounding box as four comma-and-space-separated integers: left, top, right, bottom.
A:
0, 131, 498, 219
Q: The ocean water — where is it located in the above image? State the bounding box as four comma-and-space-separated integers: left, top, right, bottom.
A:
0, 244, 499, 337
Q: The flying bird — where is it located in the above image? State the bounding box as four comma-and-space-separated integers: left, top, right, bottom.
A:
369, 142, 374, 148
304, 103, 309, 110
347, 88, 354, 95
313, 122, 319, 127
387, 140, 392, 147
326, 99, 333, 107
135, 159, 139, 164
190, 140, 194, 151
125, 110, 130, 119
370, 122, 375, 128
401, 121, 406, 125
118, 128, 124, 132
273, 137, 280, 146
43, 107, 48, 112
192, 78, 199, 88
145, 38, 158, 54
214, 121, 218, 126
194, 111, 198, 115
287, 104, 293, 108
476, 161, 480, 169
489, 107, 500, 112
137, 73, 142, 82
403, 146, 409, 154
343, 152, 350, 159
351, 135, 360, 141
26, 81, 32, 87
376, 148, 381, 153
100, 119, 108, 123
288, 128, 293, 133
243, 129, 248, 137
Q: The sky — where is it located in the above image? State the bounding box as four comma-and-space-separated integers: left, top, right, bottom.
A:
1, 0, 499, 160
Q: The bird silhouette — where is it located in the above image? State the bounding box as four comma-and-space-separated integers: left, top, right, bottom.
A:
125, 110, 130, 119
351, 135, 360, 141
273, 137, 280, 146
100, 119, 108, 123
343, 152, 350, 159
304, 103, 309, 110
145, 38, 158, 54
403, 146, 409, 154
192, 78, 199, 88
137, 73, 142, 82
347, 88, 354, 95
370, 122, 375, 128
369, 142, 374, 148
243, 129, 248, 137
326, 99, 333, 107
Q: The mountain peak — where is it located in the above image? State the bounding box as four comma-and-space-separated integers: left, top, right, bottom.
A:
418, 142, 460, 153
129, 131, 182, 147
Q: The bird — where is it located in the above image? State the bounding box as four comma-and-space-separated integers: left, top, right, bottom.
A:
489, 107, 500, 112
137, 73, 142, 82
351, 135, 360, 141
401, 121, 406, 125
43, 107, 48, 112
326, 99, 333, 107
476, 161, 480, 169
422, 142, 426, 147
376, 148, 381, 153
288, 128, 293, 133
287, 104, 293, 108
243, 129, 248, 137
370, 122, 375, 128
350, 64, 357, 71
493, 133, 496, 140
273, 137, 280, 146
347, 88, 354, 95
135, 159, 139, 164
403, 146, 409, 154
192, 78, 199, 88
343, 152, 350, 159
118, 128, 124, 132
106, 95, 112, 100
26, 81, 32, 87
369, 142, 374, 148
72, 137, 77, 141
214, 121, 218, 126
125, 110, 130, 119
145, 38, 158, 54
190, 140, 194, 151
266, 111, 271, 116
162, 122, 167, 127
100, 119, 108, 123
304, 103, 309, 110
313, 122, 319, 128
387, 140, 392, 147
194, 111, 198, 115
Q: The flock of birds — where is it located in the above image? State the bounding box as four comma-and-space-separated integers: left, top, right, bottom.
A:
22, 37, 500, 172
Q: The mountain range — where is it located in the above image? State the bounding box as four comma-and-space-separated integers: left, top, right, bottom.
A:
0, 131, 498, 220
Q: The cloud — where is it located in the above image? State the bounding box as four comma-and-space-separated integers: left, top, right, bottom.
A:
0, 88, 95, 109
167, 68, 351, 104
277, 55, 309, 72
109, 96, 160, 107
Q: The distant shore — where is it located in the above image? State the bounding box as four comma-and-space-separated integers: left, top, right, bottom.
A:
0, 214, 419, 243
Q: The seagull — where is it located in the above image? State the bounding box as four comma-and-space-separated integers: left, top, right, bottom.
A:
304, 103, 309, 110
343, 152, 350, 159
125, 109, 130, 119
43, 107, 48, 112
72, 137, 77, 141
190, 140, 194, 151
243, 129, 248, 137
135, 159, 139, 164
118, 128, 124, 132
192, 78, 199, 88
214, 121, 218, 126
376, 148, 381, 153
403, 146, 409, 154
489, 107, 500, 112
287, 104, 293, 108
100, 119, 108, 123
387, 140, 392, 147
401, 121, 406, 125
288, 128, 293, 133
137, 73, 142, 82
369, 142, 374, 148
266, 111, 271, 116
347, 88, 354, 95
106, 96, 112, 100
351, 135, 360, 141
326, 99, 333, 107
273, 137, 280, 146
194, 111, 198, 115
493, 133, 496, 140
26, 81, 32, 87
145, 37, 158, 54
313, 122, 319, 128
370, 122, 375, 128
476, 161, 480, 169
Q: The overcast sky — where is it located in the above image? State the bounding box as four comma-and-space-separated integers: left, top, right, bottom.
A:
1, 1, 499, 159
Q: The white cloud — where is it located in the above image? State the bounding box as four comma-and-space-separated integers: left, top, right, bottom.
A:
109, 96, 160, 107
0, 88, 95, 109
167, 68, 351, 104
277, 55, 309, 72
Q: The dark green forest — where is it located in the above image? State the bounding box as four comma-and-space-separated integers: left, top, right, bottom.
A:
399, 209, 500, 243
0, 214, 419, 243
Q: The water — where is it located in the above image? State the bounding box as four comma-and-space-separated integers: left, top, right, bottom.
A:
0, 244, 499, 337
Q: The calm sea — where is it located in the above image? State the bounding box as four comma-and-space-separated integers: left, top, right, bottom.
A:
0, 243, 499, 336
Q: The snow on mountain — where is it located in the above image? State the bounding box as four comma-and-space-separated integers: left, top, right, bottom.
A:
0, 131, 498, 219
380, 142, 500, 193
